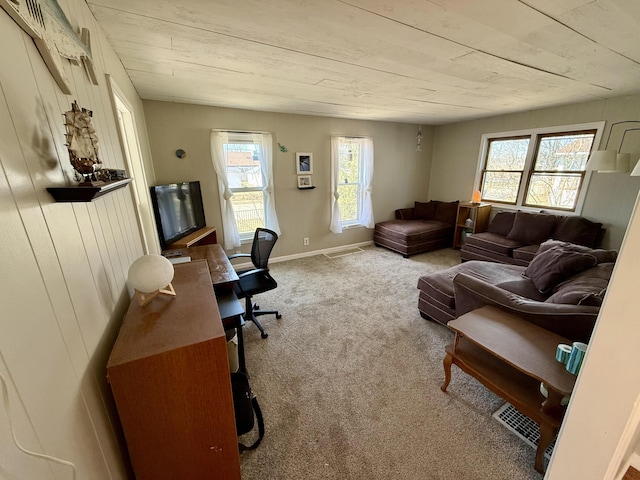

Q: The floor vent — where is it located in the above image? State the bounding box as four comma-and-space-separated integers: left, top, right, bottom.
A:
493, 403, 556, 460
323, 247, 364, 259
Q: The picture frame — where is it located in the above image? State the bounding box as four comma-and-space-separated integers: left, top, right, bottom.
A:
296, 152, 313, 174
297, 175, 313, 188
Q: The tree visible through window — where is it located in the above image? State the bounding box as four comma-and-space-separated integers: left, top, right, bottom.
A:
479, 125, 598, 212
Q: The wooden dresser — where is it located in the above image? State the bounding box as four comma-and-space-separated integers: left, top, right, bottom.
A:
107, 260, 241, 480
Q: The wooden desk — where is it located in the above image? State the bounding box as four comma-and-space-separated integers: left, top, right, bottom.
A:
169, 244, 239, 288
107, 260, 241, 480
442, 305, 576, 473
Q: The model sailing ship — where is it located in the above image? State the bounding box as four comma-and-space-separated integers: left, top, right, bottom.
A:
64, 101, 103, 185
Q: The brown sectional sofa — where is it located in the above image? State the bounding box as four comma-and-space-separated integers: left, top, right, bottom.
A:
460, 210, 603, 266
374, 200, 459, 257
417, 239, 617, 342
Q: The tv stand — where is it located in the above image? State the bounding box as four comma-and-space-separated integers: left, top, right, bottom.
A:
169, 226, 217, 248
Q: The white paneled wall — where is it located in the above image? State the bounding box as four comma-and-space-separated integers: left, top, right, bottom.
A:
0, 0, 149, 477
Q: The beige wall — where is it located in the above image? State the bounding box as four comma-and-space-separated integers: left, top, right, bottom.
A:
429, 94, 640, 250
547, 189, 640, 479
0, 0, 152, 477
143, 101, 434, 257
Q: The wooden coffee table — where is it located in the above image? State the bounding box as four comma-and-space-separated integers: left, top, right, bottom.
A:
441, 305, 576, 473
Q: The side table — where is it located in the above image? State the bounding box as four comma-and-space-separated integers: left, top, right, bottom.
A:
441, 305, 576, 473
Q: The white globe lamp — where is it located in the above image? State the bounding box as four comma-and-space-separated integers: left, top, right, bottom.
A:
128, 254, 176, 306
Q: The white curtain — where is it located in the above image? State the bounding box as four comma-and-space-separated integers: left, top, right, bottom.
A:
253, 133, 281, 235
330, 136, 343, 233
330, 136, 375, 233
360, 137, 375, 228
210, 131, 241, 249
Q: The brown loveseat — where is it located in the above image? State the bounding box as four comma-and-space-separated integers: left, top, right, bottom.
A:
374, 200, 459, 257
417, 240, 617, 342
460, 210, 603, 266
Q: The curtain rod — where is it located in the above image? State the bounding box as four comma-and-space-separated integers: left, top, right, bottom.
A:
211, 128, 272, 135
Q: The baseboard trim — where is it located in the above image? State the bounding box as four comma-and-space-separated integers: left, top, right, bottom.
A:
231, 241, 375, 270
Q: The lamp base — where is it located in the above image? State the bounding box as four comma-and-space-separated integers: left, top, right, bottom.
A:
134, 283, 176, 306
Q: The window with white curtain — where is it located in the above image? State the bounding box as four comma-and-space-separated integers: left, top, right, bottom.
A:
330, 136, 374, 233
210, 131, 280, 249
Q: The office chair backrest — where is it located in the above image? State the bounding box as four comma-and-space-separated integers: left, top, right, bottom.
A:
251, 228, 278, 269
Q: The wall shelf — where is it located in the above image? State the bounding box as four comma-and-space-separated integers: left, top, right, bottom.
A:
47, 178, 133, 202
297, 186, 316, 190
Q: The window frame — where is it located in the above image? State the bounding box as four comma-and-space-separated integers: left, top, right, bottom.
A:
474, 121, 605, 215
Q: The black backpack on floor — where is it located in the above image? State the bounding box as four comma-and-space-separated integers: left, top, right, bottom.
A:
231, 371, 264, 451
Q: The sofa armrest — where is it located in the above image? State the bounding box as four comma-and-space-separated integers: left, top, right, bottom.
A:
453, 273, 598, 343
395, 208, 415, 220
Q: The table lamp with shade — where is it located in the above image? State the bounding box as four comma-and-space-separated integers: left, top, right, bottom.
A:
128, 254, 176, 306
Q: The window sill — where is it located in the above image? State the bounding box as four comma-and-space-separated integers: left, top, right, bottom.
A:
483, 203, 582, 216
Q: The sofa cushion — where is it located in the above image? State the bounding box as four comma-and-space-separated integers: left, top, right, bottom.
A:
417, 260, 526, 309
414, 201, 437, 220
524, 244, 597, 293
512, 244, 539, 263
546, 262, 614, 306
487, 211, 516, 236
537, 239, 618, 264
464, 232, 526, 256
507, 211, 557, 244
550, 215, 602, 247
434, 200, 459, 224
374, 219, 452, 242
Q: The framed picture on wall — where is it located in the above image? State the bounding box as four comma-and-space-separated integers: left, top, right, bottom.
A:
296, 152, 313, 174
297, 175, 313, 189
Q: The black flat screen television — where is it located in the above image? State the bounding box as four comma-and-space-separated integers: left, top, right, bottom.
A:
150, 181, 206, 249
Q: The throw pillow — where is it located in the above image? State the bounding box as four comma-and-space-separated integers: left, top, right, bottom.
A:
550, 216, 602, 247
523, 244, 597, 293
537, 239, 618, 264
414, 201, 437, 220
507, 211, 557, 244
487, 211, 516, 236
434, 200, 459, 224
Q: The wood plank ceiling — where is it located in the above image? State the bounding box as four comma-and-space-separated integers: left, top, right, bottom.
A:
87, 0, 640, 124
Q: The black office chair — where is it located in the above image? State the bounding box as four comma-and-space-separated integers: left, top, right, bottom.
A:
228, 228, 281, 339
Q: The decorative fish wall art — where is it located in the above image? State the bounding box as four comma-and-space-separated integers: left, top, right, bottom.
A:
0, 0, 98, 94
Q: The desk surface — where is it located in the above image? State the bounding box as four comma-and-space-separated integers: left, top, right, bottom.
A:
169, 244, 239, 287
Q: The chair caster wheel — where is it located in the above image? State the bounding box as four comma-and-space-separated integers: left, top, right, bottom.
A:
261, 332, 268, 339
276, 313, 282, 319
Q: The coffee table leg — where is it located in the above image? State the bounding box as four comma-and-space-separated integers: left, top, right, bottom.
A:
536, 422, 556, 473
441, 352, 453, 392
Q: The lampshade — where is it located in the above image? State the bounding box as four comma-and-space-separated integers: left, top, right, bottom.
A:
128, 254, 174, 293
631, 157, 640, 176
128, 254, 176, 306
471, 190, 482, 203
586, 150, 617, 172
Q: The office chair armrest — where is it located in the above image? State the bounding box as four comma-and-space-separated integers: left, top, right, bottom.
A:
227, 253, 251, 261
237, 268, 268, 278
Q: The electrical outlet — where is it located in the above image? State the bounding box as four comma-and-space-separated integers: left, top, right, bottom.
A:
303, 237, 309, 246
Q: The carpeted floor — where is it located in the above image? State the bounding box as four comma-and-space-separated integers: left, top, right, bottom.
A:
237, 245, 544, 480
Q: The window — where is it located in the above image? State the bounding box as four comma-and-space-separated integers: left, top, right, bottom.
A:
330, 136, 374, 232
210, 131, 280, 249
224, 134, 265, 237
477, 123, 603, 212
